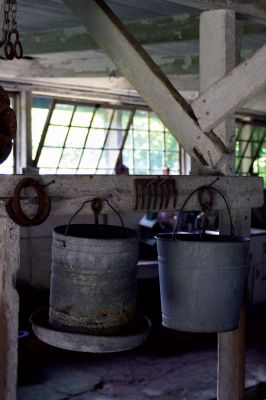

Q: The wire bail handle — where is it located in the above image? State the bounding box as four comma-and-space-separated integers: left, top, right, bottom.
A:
64, 197, 125, 236
172, 178, 235, 239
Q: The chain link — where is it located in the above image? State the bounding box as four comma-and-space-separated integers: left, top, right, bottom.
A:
0, 0, 23, 60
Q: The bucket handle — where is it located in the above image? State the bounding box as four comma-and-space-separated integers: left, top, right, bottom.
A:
172, 178, 235, 239
64, 197, 125, 236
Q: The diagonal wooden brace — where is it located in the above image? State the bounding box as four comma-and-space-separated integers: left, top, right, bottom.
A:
192, 42, 266, 132
63, 0, 232, 174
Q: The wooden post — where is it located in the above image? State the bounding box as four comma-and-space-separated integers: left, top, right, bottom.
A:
0, 215, 20, 400
218, 209, 250, 400
199, 9, 248, 400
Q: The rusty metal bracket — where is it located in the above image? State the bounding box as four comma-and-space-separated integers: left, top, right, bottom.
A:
91, 198, 103, 225
134, 178, 177, 211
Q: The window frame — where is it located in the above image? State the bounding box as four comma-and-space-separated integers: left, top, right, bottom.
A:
32, 97, 182, 176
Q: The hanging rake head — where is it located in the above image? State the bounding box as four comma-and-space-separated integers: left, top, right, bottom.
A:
134, 178, 177, 211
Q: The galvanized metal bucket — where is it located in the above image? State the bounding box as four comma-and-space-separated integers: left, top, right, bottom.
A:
156, 232, 249, 333
49, 224, 138, 334
155, 182, 250, 333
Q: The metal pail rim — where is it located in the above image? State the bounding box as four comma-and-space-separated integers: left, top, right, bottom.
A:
54, 224, 137, 240
155, 232, 250, 243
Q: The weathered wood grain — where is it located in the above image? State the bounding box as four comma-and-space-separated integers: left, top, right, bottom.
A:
0, 217, 20, 400
192, 43, 266, 132
0, 175, 263, 217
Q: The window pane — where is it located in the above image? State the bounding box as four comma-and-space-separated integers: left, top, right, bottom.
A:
38, 148, 62, 167
150, 170, 163, 175
72, 106, 94, 127
111, 110, 131, 129
44, 126, 68, 147
122, 149, 133, 169
252, 127, 265, 142
150, 113, 164, 131
0, 148, 13, 174
134, 130, 148, 149
124, 129, 133, 149
79, 149, 101, 168
133, 111, 149, 130
150, 131, 164, 150
65, 127, 88, 148
98, 150, 119, 168
105, 129, 124, 149
91, 108, 113, 128
32, 108, 49, 159
50, 104, 74, 125
77, 168, 96, 174
57, 168, 77, 174
134, 150, 148, 171
259, 142, 266, 155
165, 151, 179, 171
59, 148, 82, 168
86, 128, 107, 148
95, 169, 114, 175
165, 132, 178, 151
150, 151, 163, 171
39, 167, 57, 174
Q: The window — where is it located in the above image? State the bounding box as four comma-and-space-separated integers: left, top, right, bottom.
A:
123, 110, 180, 175
236, 117, 266, 186
32, 97, 181, 175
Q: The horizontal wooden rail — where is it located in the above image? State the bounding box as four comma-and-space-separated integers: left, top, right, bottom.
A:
0, 175, 263, 217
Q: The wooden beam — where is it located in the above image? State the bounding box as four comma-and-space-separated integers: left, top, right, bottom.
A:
198, 9, 249, 400
0, 217, 20, 400
200, 10, 236, 166
0, 49, 199, 79
63, 0, 229, 172
166, 0, 266, 22
0, 175, 263, 216
191, 43, 266, 132
35, 51, 200, 78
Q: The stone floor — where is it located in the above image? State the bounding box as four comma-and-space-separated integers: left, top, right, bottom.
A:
17, 302, 266, 400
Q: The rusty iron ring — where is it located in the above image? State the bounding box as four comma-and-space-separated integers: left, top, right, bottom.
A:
6, 178, 51, 226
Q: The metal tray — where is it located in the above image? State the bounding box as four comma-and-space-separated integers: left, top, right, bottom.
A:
30, 308, 151, 353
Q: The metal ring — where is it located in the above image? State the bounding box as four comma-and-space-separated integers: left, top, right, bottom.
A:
14, 40, 23, 59
6, 178, 51, 226
4, 41, 14, 60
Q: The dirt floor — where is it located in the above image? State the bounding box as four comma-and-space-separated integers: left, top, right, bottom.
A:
16, 281, 266, 400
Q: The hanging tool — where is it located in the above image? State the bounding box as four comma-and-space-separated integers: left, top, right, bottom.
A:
134, 177, 177, 211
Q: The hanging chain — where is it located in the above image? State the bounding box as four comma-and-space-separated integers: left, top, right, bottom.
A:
0, 0, 23, 60
0, 0, 10, 48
